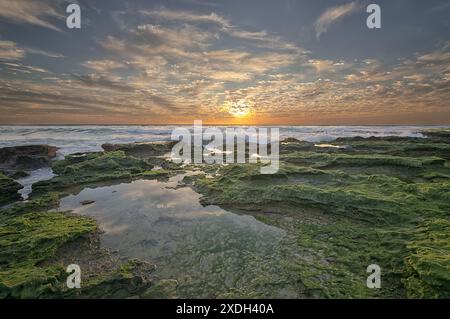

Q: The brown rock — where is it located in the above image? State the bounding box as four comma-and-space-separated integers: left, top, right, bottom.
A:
0, 145, 59, 173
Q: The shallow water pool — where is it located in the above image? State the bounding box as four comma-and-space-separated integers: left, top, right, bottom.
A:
58, 175, 293, 297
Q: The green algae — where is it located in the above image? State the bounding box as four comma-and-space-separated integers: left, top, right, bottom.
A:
0, 193, 175, 299
404, 219, 450, 298
0, 172, 22, 205
102, 141, 177, 158
2, 133, 450, 299
0, 209, 96, 298
184, 135, 450, 298
0, 148, 181, 297
0, 194, 95, 299
139, 169, 172, 179
190, 163, 449, 225
336, 140, 450, 160
32, 151, 152, 195
282, 152, 445, 169
421, 128, 450, 139
31, 151, 181, 196
73, 259, 159, 299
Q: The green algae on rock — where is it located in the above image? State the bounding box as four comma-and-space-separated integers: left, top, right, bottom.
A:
0, 209, 96, 298
0, 172, 23, 205
183, 134, 450, 298
32, 151, 152, 195
0, 195, 176, 299
404, 219, 450, 298
102, 141, 177, 158
1, 132, 449, 299
31, 150, 181, 196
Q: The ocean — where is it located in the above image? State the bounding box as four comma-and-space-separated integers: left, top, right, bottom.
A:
1, 125, 448, 199
1, 125, 447, 156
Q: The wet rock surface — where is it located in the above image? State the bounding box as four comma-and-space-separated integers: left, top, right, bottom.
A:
0, 172, 23, 205
0, 145, 58, 176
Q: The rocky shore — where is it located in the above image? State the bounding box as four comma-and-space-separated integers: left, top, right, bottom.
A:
0, 130, 449, 298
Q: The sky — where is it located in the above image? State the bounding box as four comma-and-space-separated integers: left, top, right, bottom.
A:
0, 0, 449, 125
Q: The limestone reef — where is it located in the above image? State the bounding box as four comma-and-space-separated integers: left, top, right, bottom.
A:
0, 132, 449, 298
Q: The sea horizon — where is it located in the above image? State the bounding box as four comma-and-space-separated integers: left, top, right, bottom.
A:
2, 124, 449, 156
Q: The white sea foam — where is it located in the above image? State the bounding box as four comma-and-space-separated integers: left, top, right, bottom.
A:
2, 125, 447, 199
1, 125, 446, 156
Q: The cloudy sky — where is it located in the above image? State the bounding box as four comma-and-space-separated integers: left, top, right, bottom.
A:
0, 0, 449, 125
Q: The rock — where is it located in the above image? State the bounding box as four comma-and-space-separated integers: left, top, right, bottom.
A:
102, 141, 177, 158
32, 151, 155, 196
0, 172, 23, 205
0, 145, 59, 174
10, 171, 29, 179
281, 137, 302, 143
80, 200, 95, 206
421, 129, 450, 140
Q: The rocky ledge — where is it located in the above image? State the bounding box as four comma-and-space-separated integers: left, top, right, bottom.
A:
0, 145, 58, 175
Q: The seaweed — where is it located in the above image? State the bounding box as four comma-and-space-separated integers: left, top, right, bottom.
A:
0, 172, 23, 205
2, 133, 449, 298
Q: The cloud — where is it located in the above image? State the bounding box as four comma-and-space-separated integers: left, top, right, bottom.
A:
306, 59, 335, 72
134, 23, 213, 50
3, 5, 448, 124
139, 8, 300, 51
180, 0, 221, 8
314, 1, 360, 39
0, 41, 64, 61
25, 47, 65, 58
0, 0, 63, 31
2, 62, 48, 73
140, 8, 231, 28
97, 9, 303, 87
70, 73, 138, 93
70, 73, 177, 111
0, 40, 25, 61
417, 51, 450, 64
82, 60, 127, 72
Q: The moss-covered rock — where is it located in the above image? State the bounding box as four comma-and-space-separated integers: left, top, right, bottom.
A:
0, 210, 96, 298
32, 151, 153, 195
421, 128, 450, 140
3, 134, 450, 299
404, 219, 450, 298
102, 141, 177, 158
0, 195, 176, 299
183, 135, 450, 298
0, 172, 23, 205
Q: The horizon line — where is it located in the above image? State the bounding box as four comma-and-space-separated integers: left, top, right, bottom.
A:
1, 123, 450, 127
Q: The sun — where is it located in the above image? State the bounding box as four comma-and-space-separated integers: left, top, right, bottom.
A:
223, 100, 254, 118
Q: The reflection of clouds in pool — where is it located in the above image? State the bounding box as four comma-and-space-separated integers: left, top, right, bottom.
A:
57, 175, 286, 298
100, 221, 130, 235
58, 176, 285, 248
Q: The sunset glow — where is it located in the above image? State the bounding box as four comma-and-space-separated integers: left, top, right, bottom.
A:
0, 1, 448, 125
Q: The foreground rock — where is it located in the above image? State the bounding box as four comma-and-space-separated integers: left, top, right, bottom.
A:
0, 145, 58, 176
0, 194, 177, 298
186, 133, 450, 298
2, 131, 449, 298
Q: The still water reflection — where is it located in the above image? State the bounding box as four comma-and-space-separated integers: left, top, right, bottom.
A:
58, 175, 289, 297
